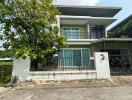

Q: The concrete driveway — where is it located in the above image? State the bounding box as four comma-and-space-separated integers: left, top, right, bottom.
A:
1, 76, 132, 100
0, 85, 132, 100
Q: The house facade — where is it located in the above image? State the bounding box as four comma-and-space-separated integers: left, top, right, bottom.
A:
12, 5, 132, 81
56, 5, 121, 70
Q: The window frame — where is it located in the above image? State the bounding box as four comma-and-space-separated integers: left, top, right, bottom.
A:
62, 27, 80, 39
60, 48, 90, 67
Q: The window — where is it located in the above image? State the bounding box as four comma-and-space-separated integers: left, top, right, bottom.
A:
58, 48, 89, 68
90, 25, 105, 39
62, 27, 80, 39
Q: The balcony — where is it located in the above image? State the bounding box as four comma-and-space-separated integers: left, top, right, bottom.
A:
61, 32, 89, 39
60, 25, 105, 40
61, 31, 105, 39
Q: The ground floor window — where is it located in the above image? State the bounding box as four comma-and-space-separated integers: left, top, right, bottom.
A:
58, 48, 90, 69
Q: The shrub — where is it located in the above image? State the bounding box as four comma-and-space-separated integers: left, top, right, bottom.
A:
0, 61, 13, 85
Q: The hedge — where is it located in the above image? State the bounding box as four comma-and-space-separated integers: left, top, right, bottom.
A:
0, 61, 13, 85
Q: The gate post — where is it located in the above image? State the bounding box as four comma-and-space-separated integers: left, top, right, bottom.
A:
12, 57, 31, 82
94, 52, 111, 79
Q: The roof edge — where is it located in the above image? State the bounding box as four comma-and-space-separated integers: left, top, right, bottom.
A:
55, 5, 122, 10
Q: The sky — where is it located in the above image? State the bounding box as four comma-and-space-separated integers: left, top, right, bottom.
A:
55, 0, 132, 30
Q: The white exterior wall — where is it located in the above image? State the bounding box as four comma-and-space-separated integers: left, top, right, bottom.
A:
12, 58, 31, 82
29, 71, 97, 81
94, 52, 111, 79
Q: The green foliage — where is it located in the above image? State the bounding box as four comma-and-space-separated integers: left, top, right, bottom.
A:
0, 49, 14, 58
0, 61, 13, 85
0, 0, 67, 60
109, 19, 132, 38
0, 0, 5, 3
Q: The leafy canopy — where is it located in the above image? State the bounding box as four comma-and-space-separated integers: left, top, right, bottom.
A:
0, 0, 66, 59
0, 49, 14, 58
0, 0, 4, 3
108, 19, 132, 38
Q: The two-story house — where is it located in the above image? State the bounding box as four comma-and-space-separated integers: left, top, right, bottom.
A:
56, 5, 122, 70
13, 5, 132, 81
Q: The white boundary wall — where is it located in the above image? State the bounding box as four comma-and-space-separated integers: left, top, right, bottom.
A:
28, 70, 97, 81
12, 52, 111, 81
94, 52, 111, 79
12, 58, 31, 81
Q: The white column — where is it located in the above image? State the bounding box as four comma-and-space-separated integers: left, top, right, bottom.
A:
87, 24, 90, 39
105, 27, 107, 38
94, 52, 111, 79
56, 15, 60, 35
12, 58, 31, 82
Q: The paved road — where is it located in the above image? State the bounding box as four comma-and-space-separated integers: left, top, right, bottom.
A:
1, 85, 132, 100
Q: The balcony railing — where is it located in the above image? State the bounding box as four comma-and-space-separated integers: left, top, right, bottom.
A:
61, 31, 105, 39
61, 32, 89, 39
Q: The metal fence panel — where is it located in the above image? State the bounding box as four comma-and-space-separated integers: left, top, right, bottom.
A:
31, 57, 95, 71
109, 55, 132, 75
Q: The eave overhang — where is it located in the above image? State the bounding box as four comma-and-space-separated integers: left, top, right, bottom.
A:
67, 38, 132, 45
92, 38, 132, 44
60, 15, 116, 26
56, 5, 122, 17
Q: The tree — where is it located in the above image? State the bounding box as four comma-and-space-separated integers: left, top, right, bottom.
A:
0, 0, 66, 60
108, 19, 132, 38
0, 0, 4, 3
0, 0, 8, 4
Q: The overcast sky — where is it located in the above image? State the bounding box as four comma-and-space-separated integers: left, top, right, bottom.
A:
55, 0, 132, 30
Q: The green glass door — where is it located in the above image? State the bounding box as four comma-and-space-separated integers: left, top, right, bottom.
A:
64, 49, 73, 67
73, 50, 81, 67
58, 48, 89, 69
82, 49, 89, 68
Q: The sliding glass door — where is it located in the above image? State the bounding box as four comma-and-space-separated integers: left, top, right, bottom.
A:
82, 49, 89, 67
73, 50, 81, 66
58, 48, 89, 69
62, 27, 80, 39
63, 49, 73, 67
